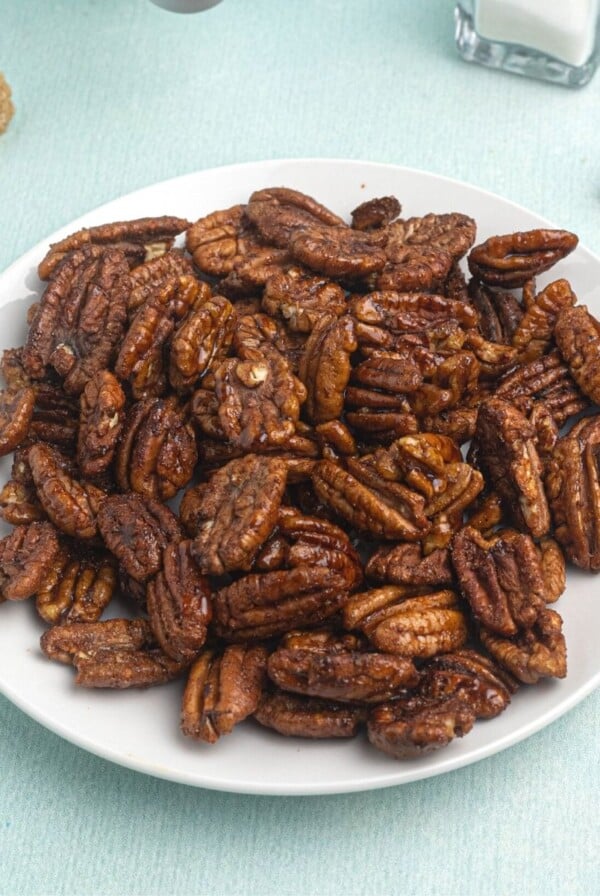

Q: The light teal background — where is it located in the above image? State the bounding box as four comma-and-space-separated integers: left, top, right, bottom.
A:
1, 1, 599, 894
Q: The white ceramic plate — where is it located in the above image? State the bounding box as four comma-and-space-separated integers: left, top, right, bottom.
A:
1, 159, 599, 795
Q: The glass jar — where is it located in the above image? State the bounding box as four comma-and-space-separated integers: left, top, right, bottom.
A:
455, 0, 600, 87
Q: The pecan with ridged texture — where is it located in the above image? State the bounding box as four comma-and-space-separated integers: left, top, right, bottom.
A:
298, 314, 357, 424
474, 398, 550, 538
368, 695, 475, 759
0, 521, 61, 601
0, 447, 45, 526
419, 407, 478, 446
315, 420, 357, 459
289, 225, 388, 279
181, 644, 267, 742
0, 387, 35, 456
351, 292, 478, 349
169, 294, 234, 393
262, 269, 347, 332
115, 397, 197, 501
451, 526, 546, 636
254, 691, 364, 739
537, 538, 566, 603
468, 229, 578, 288
189, 454, 287, 575
511, 278, 576, 359
267, 632, 418, 702
28, 443, 106, 539
388, 213, 477, 260
29, 383, 80, 447
480, 609, 567, 684
36, 548, 117, 625
466, 491, 504, 537
115, 274, 203, 399
125, 249, 195, 316
419, 649, 517, 718
463, 332, 518, 380
468, 280, 523, 344
38, 216, 189, 280
213, 508, 362, 641
1, 347, 30, 389
554, 304, 600, 404
186, 205, 252, 275
365, 543, 454, 588
377, 246, 454, 292
146, 541, 212, 663
245, 187, 344, 248
495, 350, 587, 428
544, 415, 600, 570
97, 492, 183, 583
77, 370, 126, 477
40, 618, 187, 687
24, 247, 129, 393
351, 196, 401, 231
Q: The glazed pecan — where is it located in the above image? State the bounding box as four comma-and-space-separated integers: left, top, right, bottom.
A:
29, 383, 80, 447
388, 213, 477, 260
365, 543, 454, 588
465, 491, 504, 537
28, 443, 106, 539
289, 225, 387, 279
451, 527, 546, 636
0, 478, 45, 526
468, 280, 523, 344
351, 292, 478, 349
419, 649, 517, 718
38, 216, 189, 280
480, 609, 567, 684
554, 304, 600, 404
254, 691, 364, 738
213, 509, 362, 640
315, 420, 358, 459
24, 247, 129, 393
36, 548, 117, 625
146, 541, 212, 662
474, 398, 550, 538
169, 294, 234, 393
511, 278, 576, 359
77, 370, 126, 477
189, 454, 287, 575
299, 314, 357, 424
351, 196, 401, 231
419, 407, 478, 446
495, 350, 587, 428
0, 521, 61, 601
544, 415, 600, 570
40, 618, 187, 687
537, 538, 566, 603
245, 187, 344, 248
1, 347, 30, 390
125, 249, 195, 316
468, 229, 578, 288
267, 635, 418, 702
368, 695, 475, 759
0, 387, 35, 456
97, 492, 183, 583
262, 269, 347, 332
181, 644, 267, 742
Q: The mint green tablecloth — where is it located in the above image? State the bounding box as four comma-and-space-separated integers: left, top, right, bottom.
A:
1, 2, 599, 894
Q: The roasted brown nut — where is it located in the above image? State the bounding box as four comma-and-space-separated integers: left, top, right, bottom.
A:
311, 456, 429, 541
365, 543, 454, 587
419, 407, 478, 446
468, 229, 578, 288
299, 314, 357, 424
186, 205, 251, 275
388, 213, 477, 260
169, 294, 234, 393
267, 636, 418, 702
537, 538, 566, 603
367, 696, 475, 759
115, 397, 197, 501
495, 350, 587, 428
77, 370, 126, 477
468, 280, 523, 344
0, 478, 45, 526
36, 549, 117, 625
0, 387, 35, 457
181, 644, 267, 742
463, 331, 518, 380
262, 269, 347, 333
97, 492, 183, 583
351, 196, 401, 231
289, 225, 387, 279
40, 618, 187, 687
24, 247, 129, 394
554, 304, 600, 404
544, 415, 600, 570
38, 216, 190, 280
213, 509, 362, 640
28, 443, 106, 539
480, 609, 567, 684
474, 398, 550, 538
125, 248, 195, 316
451, 527, 546, 636
377, 246, 454, 293
115, 275, 203, 399
351, 291, 478, 349
465, 491, 504, 537
254, 691, 364, 739
245, 187, 344, 248
0, 521, 61, 601
190, 454, 287, 574
511, 278, 576, 359
147, 541, 212, 663
29, 383, 80, 447
419, 649, 517, 718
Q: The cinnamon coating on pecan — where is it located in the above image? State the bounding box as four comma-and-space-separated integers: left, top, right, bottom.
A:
289, 225, 388, 279
36, 548, 117, 625
299, 314, 357, 424
480, 609, 567, 684
0, 387, 35, 456
554, 304, 600, 404
262, 269, 347, 333
254, 691, 364, 739
77, 370, 126, 477
245, 187, 344, 248
126, 249, 195, 316
169, 294, 234, 393
468, 229, 578, 288
0, 521, 61, 601
351, 196, 401, 231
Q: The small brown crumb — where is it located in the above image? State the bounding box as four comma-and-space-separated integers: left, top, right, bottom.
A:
0, 73, 14, 135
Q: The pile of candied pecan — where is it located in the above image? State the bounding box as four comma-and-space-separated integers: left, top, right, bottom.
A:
1, 186, 598, 760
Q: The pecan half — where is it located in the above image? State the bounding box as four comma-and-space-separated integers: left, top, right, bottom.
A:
181, 644, 267, 742
77, 370, 126, 477
126, 249, 195, 316
289, 225, 387, 279
365, 543, 454, 587
511, 278, 576, 360
495, 350, 587, 428
0, 521, 61, 601
468, 229, 578, 288
262, 269, 347, 332
351, 196, 401, 231
36, 548, 117, 625
254, 691, 364, 738
554, 304, 600, 404
368, 696, 475, 759
169, 294, 234, 393
299, 314, 357, 424
245, 187, 344, 248
480, 609, 567, 684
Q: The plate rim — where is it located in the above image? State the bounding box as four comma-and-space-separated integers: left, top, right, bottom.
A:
1, 157, 599, 796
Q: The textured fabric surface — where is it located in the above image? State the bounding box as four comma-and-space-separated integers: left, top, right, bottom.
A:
0, 1, 599, 894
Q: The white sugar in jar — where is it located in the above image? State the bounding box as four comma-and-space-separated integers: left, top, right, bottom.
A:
455, 0, 600, 86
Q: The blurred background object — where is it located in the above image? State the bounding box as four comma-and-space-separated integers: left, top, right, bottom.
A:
0, 71, 14, 134
149, 0, 223, 12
